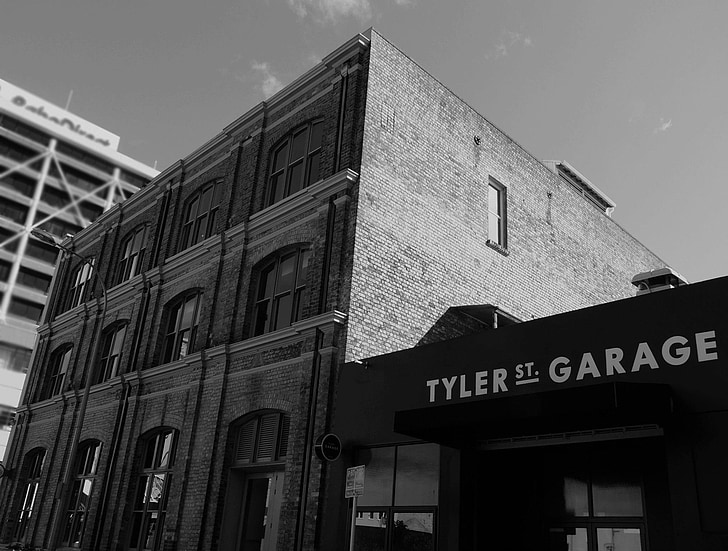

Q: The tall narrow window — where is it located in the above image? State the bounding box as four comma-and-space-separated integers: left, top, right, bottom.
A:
487, 179, 507, 248
253, 246, 311, 336
117, 226, 147, 284
40, 345, 73, 400
67, 259, 95, 310
266, 120, 323, 206
96, 323, 127, 383
129, 430, 176, 551
162, 292, 201, 363
179, 181, 223, 251
62, 441, 102, 548
14, 449, 46, 541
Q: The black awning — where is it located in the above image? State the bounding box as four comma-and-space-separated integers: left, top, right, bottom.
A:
393, 382, 673, 447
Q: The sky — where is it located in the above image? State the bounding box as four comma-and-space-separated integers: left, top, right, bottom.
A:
1, 0, 726, 283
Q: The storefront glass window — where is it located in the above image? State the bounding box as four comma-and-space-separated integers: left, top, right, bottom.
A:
394, 444, 439, 506
592, 473, 644, 517
357, 447, 394, 507
392, 512, 434, 551
596, 527, 642, 551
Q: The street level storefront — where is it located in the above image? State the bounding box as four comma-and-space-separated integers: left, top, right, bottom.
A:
330, 276, 728, 551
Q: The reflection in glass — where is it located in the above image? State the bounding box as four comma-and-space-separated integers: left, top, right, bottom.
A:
592, 473, 643, 517
596, 527, 643, 551
563, 476, 589, 517
392, 512, 434, 551
357, 448, 394, 507
394, 444, 439, 506
355, 511, 387, 551
548, 527, 588, 551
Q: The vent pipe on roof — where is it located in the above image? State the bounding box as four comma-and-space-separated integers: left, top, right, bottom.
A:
631, 267, 688, 296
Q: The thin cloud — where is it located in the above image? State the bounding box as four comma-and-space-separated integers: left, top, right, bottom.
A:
251, 61, 284, 98
287, 0, 372, 22
654, 117, 673, 134
485, 30, 533, 60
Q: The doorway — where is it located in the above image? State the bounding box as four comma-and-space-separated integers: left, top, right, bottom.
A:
236, 471, 284, 551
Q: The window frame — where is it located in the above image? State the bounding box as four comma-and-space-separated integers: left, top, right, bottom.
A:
487, 178, 507, 249
62, 440, 102, 548
14, 448, 46, 541
265, 120, 324, 207
128, 430, 177, 551
67, 258, 95, 310
117, 226, 147, 284
179, 181, 223, 251
252, 245, 311, 337
96, 322, 128, 383
161, 291, 202, 364
41, 345, 73, 400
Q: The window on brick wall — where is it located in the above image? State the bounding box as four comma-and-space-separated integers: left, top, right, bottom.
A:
13, 448, 46, 541
487, 178, 507, 249
266, 120, 323, 207
252, 246, 311, 336
161, 291, 201, 363
96, 323, 127, 383
117, 226, 147, 284
179, 181, 223, 252
62, 440, 102, 548
129, 429, 177, 551
66, 259, 95, 311
40, 345, 73, 400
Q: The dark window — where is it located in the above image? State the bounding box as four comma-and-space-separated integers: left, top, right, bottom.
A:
8, 297, 44, 322
266, 120, 323, 206
96, 323, 127, 383
66, 259, 94, 310
0, 343, 32, 373
253, 246, 311, 336
25, 238, 57, 263
62, 441, 102, 548
17, 266, 52, 293
40, 345, 73, 400
0, 226, 20, 252
0, 135, 39, 164
14, 449, 45, 541
0, 198, 28, 224
129, 430, 176, 551
487, 179, 507, 248
162, 292, 201, 363
0, 114, 51, 146
117, 227, 146, 284
354, 443, 440, 551
52, 163, 104, 193
234, 412, 291, 466
179, 181, 223, 251
56, 141, 114, 174
0, 166, 36, 197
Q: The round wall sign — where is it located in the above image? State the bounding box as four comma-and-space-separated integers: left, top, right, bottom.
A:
314, 433, 342, 462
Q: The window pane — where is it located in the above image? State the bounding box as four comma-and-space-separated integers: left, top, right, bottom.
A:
488, 213, 500, 242
394, 443, 439, 506
273, 293, 293, 330
270, 173, 285, 204
290, 128, 308, 161
392, 512, 434, 551
276, 254, 296, 294
355, 511, 387, 551
288, 161, 304, 195
592, 472, 643, 517
180, 296, 197, 329
158, 432, 174, 468
488, 184, 500, 213
596, 528, 643, 551
273, 144, 289, 172
307, 151, 320, 186
309, 122, 323, 150
357, 447, 394, 507
258, 266, 276, 300
297, 249, 311, 287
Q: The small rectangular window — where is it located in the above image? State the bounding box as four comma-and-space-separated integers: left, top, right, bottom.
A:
487, 179, 507, 248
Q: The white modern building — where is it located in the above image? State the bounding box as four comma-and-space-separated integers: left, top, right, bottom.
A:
0, 77, 157, 459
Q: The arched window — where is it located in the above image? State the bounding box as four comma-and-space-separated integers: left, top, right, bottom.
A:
266, 120, 323, 206
117, 226, 147, 284
162, 291, 202, 363
96, 322, 127, 383
179, 181, 223, 251
66, 259, 95, 310
40, 345, 73, 400
62, 440, 102, 548
129, 429, 177, 551
253, 246, 311, 336
14, 448, 46, 541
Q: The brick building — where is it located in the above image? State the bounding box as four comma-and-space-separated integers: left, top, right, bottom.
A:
0, 29, 667, 551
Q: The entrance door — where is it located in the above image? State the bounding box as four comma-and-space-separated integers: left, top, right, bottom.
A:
238, 472, 284, 551
471, 438, 670, 551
